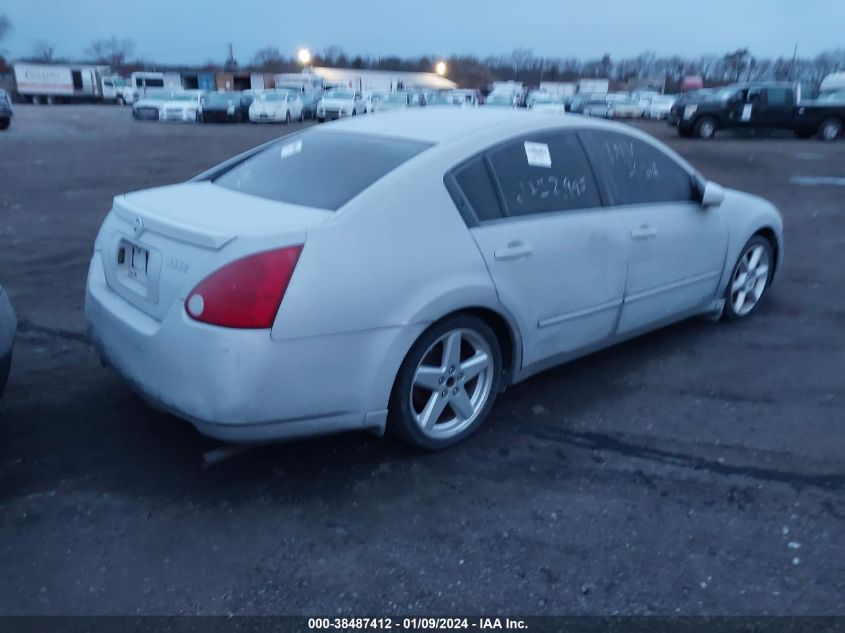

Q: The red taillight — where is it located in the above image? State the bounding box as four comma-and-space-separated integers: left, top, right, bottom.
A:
185, 245, 303, 329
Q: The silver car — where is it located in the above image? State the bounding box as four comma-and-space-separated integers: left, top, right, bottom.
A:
86, 109, 783, 449
0, 284, 15, 399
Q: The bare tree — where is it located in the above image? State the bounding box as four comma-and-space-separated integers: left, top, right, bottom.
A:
0, 14, 10, 43
723, 48, 751, 82
509, 47, 534, 77
321, 45, 345, 66
85, 37, 135, 68
251, 46, 288, 71
32, 39, 55, 62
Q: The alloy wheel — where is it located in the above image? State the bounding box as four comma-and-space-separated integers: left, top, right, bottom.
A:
730, 244, 770, 317
410, 328, 495, 440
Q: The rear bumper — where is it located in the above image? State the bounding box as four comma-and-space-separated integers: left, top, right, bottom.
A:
84, 255, 417, 443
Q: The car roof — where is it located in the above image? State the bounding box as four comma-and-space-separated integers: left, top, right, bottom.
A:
312, 107, 622, 144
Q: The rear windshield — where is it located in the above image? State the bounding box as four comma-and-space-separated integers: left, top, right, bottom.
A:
213, 131, 431, 210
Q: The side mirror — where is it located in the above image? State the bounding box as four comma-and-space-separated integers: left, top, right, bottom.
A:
701, 181, 725, 207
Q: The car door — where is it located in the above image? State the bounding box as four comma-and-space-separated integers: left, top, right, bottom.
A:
758, 87, 796, 128
581, 130, 729, 335
447, 131, 630, 369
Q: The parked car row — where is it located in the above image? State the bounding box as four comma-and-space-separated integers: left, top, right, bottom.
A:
525, 90, 676, 120
131, 87, 487, 125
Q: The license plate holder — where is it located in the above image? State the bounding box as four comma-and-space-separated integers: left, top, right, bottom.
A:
127, 243, 149, 284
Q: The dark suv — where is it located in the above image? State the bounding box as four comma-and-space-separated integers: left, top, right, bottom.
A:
0, 89, 13, 130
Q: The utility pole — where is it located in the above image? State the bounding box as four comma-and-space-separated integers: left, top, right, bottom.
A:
227, 43, 234, 65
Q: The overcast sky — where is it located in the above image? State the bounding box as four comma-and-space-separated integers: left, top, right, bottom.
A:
2, 0, 842, 65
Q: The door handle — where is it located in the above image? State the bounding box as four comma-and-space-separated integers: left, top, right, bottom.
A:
494, 241, 533, 261
630, 225, 658, 240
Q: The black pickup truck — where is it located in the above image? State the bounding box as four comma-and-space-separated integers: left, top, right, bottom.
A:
668, 82, 845, 140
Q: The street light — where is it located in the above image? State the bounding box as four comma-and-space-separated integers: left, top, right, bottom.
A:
435, 61, 447, 76
298, 48, 312, 66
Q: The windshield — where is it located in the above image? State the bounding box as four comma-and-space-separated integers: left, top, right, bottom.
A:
206, 93, 238, 105
262, 91, 291, 101
172, 93, 200, 102
325, 91, 355, 99
144, 91, 173, 101
712, 87, 739, 101
818, 90, 845, 103
486, 95, 512, 105
214, 131, 431, 211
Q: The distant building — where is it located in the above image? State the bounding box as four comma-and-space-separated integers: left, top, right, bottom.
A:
310, 66, 456, 91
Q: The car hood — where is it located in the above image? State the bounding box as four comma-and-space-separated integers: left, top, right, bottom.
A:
320, 98, 353, 108
162, 100, 198, 109
134, 99, 165, 108
251, 101, 286, 112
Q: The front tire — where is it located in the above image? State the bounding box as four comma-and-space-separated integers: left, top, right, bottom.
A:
0, 118, 9, 130
285, 110, 291, 124
818, 117, 842, 141
389, 315, 502, 450
723, 236, 773, 321
694, 116, 717, 139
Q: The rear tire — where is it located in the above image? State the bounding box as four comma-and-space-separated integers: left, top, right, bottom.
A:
694, 116, 717, 139
818, 117, 842, 141
389, 315, 502, 450
723, 235, 774, 321
285, 110, 291, 124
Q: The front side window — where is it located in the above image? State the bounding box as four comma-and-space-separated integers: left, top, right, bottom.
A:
583, 131, 695, 206
486, 133, 602, 217
214, 131, 430, 211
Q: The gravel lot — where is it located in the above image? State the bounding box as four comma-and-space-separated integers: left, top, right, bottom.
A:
0, 105, 843, 616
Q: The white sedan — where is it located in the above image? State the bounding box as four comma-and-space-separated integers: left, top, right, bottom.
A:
249, 90, 304, 123
86, 109, 783, 449
316, 90, 366, 121
529, 94, 567, 115
159, 91, 206, 122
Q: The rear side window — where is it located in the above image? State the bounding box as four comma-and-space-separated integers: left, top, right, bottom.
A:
452, 158, 503, 222
486, 133, 602, 217
583, 131, 695, 206
214, 131, 430, 210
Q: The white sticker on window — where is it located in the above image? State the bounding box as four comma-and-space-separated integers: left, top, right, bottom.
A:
741, 104, 753, 122
524, 141, 552, 168
280, 140, 303, 159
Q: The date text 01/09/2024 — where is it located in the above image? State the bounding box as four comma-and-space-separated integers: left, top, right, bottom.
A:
307, 617, 528, 630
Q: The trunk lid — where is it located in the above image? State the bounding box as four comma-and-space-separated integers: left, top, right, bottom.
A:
98, 181, 331, 322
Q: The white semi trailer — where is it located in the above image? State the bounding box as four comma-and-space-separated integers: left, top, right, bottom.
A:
577, 78, 610, 95
13, 63, 135, 104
